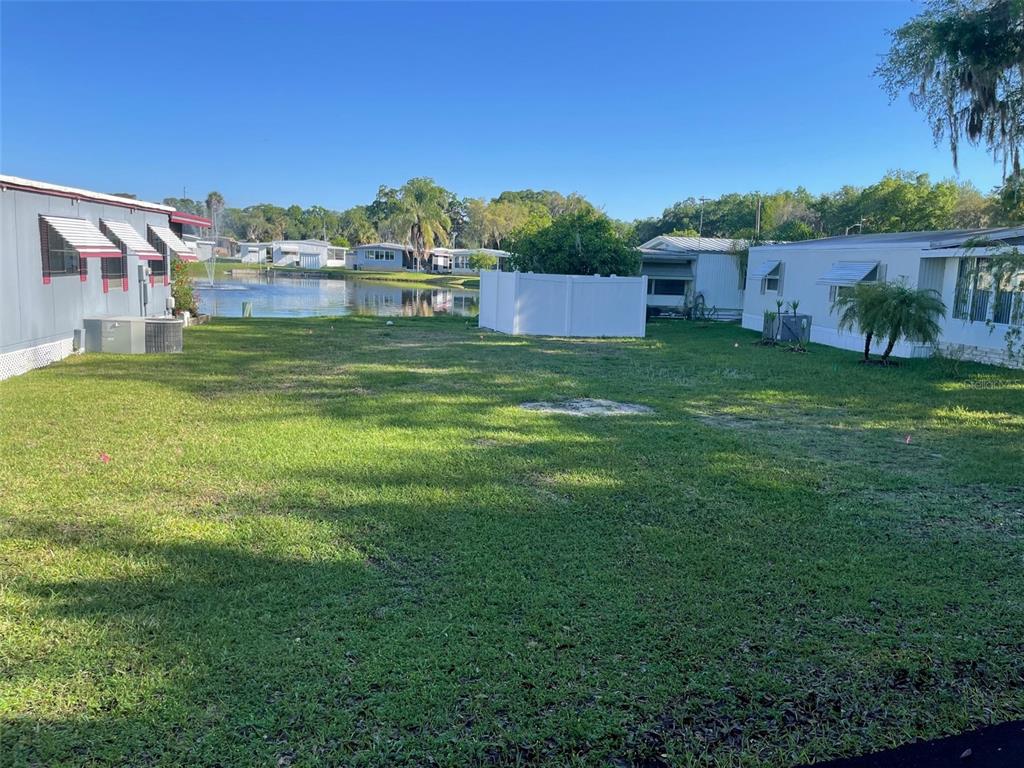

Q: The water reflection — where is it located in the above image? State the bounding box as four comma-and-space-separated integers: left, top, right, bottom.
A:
195, 273, 479, 318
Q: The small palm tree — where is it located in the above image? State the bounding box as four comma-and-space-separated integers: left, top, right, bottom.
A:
876, 281, 946, 363
831, 282, 889, 361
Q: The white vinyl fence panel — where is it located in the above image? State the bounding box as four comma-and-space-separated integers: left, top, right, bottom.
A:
479, 271, 647, 337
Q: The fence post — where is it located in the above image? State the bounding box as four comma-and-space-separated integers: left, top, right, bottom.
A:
640, 275, 649, 337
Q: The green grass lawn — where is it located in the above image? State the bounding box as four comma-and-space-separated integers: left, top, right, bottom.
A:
1, 318, 1022, 767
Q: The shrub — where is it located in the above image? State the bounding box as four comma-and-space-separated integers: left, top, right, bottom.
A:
172, 259, 199, 316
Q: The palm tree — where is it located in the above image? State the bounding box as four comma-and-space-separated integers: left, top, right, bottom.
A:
876, 281, 946, 363
831, 282, 889, 361
386, 178, 451, 270
205, 191, 225, 237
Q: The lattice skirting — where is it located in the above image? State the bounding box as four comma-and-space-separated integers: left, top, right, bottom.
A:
0, 338, 75, 381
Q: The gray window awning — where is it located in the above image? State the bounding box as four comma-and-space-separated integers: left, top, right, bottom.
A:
816, 261, 879, 286
749, 259, 780, 280
644, 264, 694, 279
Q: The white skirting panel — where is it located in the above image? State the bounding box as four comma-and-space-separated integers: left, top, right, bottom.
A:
0, 337, 75, 381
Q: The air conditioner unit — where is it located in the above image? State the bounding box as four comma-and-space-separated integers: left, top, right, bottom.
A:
82, 316, 184, 354
145, 318, 184, 353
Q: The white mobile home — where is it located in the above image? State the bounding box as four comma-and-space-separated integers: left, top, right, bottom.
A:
271, 239, 331, 269
449, 248, 510, 273
741, 228, 1024, 366
326, 246, 348, 267
637, 236, 748, 319
0, 175, 208, 380
349, 242, 410, 271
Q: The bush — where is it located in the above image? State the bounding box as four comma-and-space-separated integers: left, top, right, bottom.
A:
467, 250, 498, 271
507, 209, 640, 276
172, 259, 199, 316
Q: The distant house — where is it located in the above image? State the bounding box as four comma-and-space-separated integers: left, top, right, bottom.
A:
0, 174, 208, 379
741, 227, 1024, 367
232, 239, 333, 268
270, 239, 332, 269
429, 248, 454, 273
636, 235, 748, 318
238, 242, 269, 263
450, 248, 510, 273
349, 242, 411, 271
326, 246, 348, 268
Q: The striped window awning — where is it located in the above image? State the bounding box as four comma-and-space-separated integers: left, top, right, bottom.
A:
816, 261, 879, 286
40, 216, 121, 258
149, 225, 198, 262
749, 259, 781, 280
100, 219, 163, 261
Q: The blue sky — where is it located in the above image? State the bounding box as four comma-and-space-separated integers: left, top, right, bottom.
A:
0, 1, 1006, 220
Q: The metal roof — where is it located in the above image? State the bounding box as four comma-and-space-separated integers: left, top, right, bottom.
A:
355, 242, 409, 251
816, 261, 879, 286
759, 226, 1024, 252
638, 235, 748, 254
749, 259, 781, 280
5, 175, 173, 214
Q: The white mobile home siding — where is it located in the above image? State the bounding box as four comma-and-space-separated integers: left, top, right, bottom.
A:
741, 237, 1024, 366
692, 252, 744, 319
1, 186, 173, 379
350, 245, 406, 271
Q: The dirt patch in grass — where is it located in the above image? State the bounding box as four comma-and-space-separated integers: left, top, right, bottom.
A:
521, 398, 653, 416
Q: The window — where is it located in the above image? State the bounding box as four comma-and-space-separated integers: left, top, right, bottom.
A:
828, 285, 854, 302
953, 258, 972, 319
101, 249, 128, 282
953, 256, 1022, 325
648, 279, 687, 296
146, 229, 169, 276
40, 226, 80, 277
759, 263, 782, 294
151, 254, 168, 277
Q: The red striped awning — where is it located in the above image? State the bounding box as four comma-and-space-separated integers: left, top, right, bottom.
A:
100, 219, 163, 261
149, 224, 197, 261
169, 210, 212, 228
40, 215, 122, 258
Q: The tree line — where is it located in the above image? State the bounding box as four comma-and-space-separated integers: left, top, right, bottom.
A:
164, 169, 1021, 255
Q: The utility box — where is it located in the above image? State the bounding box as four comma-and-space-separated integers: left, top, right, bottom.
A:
779, 314, 812, 344
83, 317, 147, 354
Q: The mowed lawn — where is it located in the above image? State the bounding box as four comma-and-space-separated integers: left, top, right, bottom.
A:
1, 317, 1022, 767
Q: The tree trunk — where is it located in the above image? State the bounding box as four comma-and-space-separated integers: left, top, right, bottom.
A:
881, 334, 898, 362
863, 331, 873, 361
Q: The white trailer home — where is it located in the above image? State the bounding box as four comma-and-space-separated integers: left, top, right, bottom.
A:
270, 239, 331, 269
349, 242, 410, 271
0, 175, 210, 380
741, 228, 1024, 367
636, 235, 748, 319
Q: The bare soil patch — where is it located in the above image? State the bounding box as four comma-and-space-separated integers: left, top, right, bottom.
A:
520, 398, 653, 416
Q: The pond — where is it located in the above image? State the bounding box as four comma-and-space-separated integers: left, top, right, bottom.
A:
194, 273, 479, 318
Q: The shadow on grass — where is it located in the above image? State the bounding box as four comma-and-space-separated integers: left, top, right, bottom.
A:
4, 317, 1024, 766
